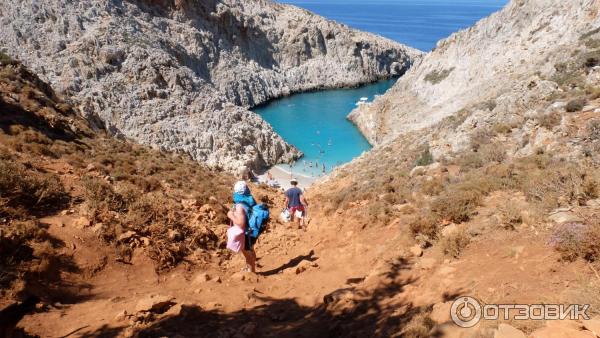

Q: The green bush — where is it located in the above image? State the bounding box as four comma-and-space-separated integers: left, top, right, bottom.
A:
424, 67, 454, 84
415, 148, 434, 167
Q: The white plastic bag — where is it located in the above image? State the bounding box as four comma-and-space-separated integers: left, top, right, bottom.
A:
280, 209, 291, 223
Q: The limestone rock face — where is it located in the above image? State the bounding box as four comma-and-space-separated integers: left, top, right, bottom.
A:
0, 0, 420, 171
349, 0, 599, 147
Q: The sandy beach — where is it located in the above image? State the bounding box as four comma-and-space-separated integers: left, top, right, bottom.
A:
256, 165, 318, 191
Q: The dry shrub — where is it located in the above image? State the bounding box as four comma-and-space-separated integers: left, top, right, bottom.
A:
440, 230, 471, 258
565, 98, 587, 112
493, 123, 513, 134
455, 143, 506, 170
536, 111, 562, 129
420, 176, 446, 196
470, 127, 495, 151
0, 159, 68, 217
431, 187, 482, 224
521, 163, 598, 210
82, 177, 126, 213
409, 211, 440, 240
498, 201, 523, 230
402, 311, 436, 338
588, 120, 600, 141
549, 221, 600, 262
0, 219, 51, 290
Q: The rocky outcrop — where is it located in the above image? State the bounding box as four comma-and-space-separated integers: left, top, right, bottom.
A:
349, 0, 599, 149
0, 0, 420, 171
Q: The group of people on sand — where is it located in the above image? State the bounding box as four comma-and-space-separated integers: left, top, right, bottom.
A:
226, 177, 308, 273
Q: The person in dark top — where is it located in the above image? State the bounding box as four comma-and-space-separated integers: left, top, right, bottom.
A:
284, 178, 308, 227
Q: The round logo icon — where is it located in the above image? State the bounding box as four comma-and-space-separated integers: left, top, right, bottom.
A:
451, 296, 482, 328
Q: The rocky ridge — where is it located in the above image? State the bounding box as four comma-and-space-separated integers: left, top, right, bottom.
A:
0, 0, 420, 171
349, 0, 599, 154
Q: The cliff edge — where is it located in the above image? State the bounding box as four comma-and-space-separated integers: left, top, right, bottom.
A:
349, 0, 599, 148
0, 0, 421, 171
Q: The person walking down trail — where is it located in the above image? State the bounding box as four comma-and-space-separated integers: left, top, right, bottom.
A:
284, 178, 308, 228
226, 181, 269, 273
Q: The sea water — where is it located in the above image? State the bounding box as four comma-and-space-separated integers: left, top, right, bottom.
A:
256, 0, 508, 177
254, 79, 396, 177
281, 0, 508, 51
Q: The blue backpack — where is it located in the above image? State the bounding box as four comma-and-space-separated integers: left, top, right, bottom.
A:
236, 203, 269, 238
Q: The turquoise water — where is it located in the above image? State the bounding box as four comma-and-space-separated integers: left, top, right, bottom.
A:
255, 79, 397, 177
256, 0, 508, 176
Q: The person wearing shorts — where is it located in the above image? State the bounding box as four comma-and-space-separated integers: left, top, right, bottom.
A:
284, 178, 308, 227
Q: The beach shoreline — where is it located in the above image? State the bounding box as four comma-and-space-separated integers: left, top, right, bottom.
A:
256, 165, 318, 191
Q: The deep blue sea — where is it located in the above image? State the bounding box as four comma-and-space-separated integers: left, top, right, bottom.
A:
256, 0, 508, 177
281, 0, 507, 51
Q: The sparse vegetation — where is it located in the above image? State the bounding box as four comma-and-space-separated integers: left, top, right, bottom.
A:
498, 201, 523, 230
565, 98, 587, 112
493, 123, 512, 134
536, 111, 562, 129
588, 120, 600, 141
440, 230, 471, 258
0, 51, 18, 65
414, 147, 434, 167
424, 67, 455, 84
0, 159, 68, 218
549, 221, 600, 262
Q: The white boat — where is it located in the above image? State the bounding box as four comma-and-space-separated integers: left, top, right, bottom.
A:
355, 96, 369, 106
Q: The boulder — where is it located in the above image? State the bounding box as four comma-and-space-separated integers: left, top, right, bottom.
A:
73, 216, 91, 229
548, 211, 583, 224
494, 323, 526, 338
409, 245, 423, 257
410, 166, 426, 177
114, 310, 128, 322
440, 223, 459, 238
194, 272, 212, 284
118, 231, 137, 242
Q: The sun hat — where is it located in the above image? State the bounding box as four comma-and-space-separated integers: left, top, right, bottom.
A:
234, 181, 247, 195
290, 178, 298, 184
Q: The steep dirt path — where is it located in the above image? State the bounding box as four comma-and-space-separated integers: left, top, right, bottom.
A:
17, 206, 418, 337
16, 192, 596, 337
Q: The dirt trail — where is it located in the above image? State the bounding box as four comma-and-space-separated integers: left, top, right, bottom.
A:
15, 192, 592, 338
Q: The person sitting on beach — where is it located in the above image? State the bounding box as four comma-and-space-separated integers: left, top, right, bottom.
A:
283, 178, 308, 227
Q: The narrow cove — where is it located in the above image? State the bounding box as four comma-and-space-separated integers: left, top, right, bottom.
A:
254, 78, 397, 178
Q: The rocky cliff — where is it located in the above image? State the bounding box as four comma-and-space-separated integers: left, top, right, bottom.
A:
0, 0, 420, 171
349, 0, 599, 151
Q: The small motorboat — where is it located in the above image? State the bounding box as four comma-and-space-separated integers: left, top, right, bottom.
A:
355, 97, 369, 106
